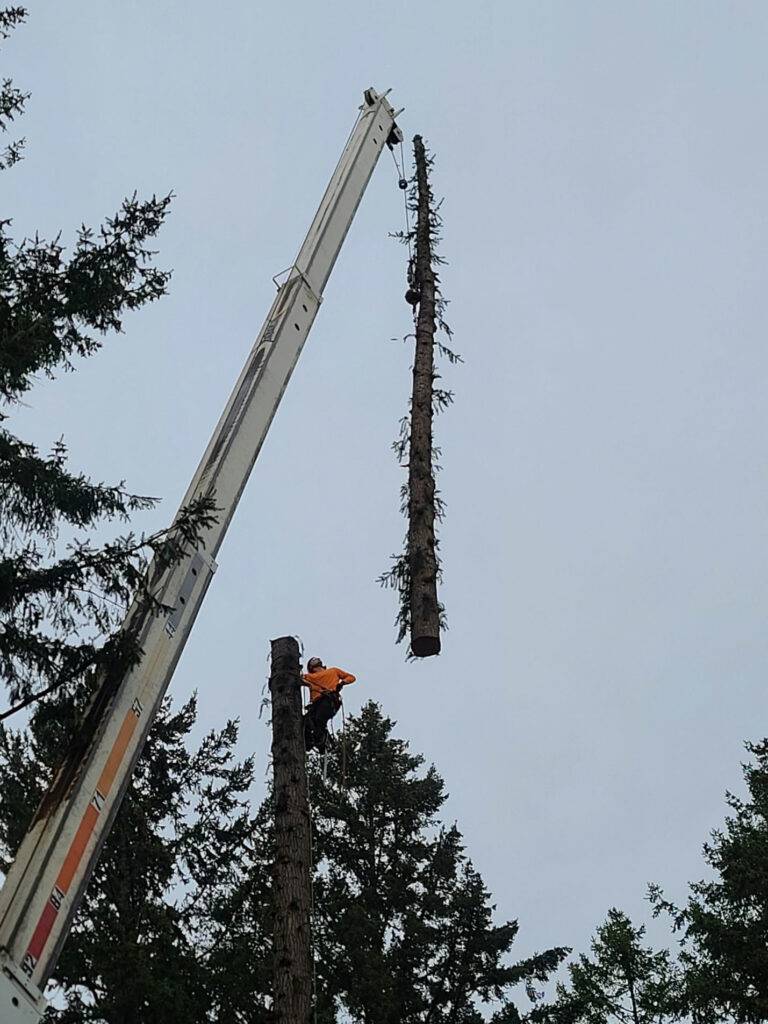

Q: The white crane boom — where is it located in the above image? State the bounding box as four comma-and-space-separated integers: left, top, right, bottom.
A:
0, 87, 402, 1022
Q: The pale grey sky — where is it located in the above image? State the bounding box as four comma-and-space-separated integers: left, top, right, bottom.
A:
6, 0, 768, 969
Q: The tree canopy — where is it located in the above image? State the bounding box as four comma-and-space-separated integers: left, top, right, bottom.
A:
650, 738, 768, 1023
305, 702, 568, 1023
0, 5, 213, 716
528, 908, 680, 1024
0, 690, 255, 1022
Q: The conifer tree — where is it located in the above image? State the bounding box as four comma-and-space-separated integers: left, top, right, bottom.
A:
230, 701, 569, 1024
0, 690, 255, 1023
203, 795, 274, 1023
528, 909, 680, 1024
650, 738, 768, 1023
308, 703, 567, 1023
1, 697, 569, 1023
0, 6, 214, 718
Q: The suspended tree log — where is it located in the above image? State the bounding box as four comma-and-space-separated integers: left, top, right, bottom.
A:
407, 134, 441, 657
269, 635, 312, 1024
380, 135, 457, 656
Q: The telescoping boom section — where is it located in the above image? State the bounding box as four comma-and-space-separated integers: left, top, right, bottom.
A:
0, 87, 403, 1022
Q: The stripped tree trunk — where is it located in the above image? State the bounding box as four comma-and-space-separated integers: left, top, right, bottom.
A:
408, 134, 441, 657
269, 635, 312, 1024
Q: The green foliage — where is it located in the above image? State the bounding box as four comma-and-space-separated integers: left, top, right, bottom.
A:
0, 6, 216, 709
201, 795, 274, 1023
1, 690, 567, 1023
306, 702, 568, 1023
0, 192, 173, 404
650, 738, 768, 1023
529, 909, 680, 1024
194, 701, 568, 1023
0, 6, 28, 169
0, 691, 255, 1023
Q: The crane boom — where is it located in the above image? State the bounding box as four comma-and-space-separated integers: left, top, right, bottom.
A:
0, 87, 402, 1021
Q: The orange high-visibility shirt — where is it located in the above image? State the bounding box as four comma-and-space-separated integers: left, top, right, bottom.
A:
301, 666, 356, 703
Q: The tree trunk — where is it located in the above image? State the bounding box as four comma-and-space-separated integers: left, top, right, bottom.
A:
625, 962, 641, 1024
270, 636, 312, 1024
408, 134, 441, 657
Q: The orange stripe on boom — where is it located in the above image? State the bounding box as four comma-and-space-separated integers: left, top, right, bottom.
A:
24, 706, 141, 970
57, 803, 99, 893
99, 708, 139, 795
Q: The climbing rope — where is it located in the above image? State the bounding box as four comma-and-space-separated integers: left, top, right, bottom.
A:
341, 701, 347, 789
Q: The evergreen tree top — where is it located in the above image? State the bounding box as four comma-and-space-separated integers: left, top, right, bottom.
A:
305, 701, 569, 1024
0, 689, 256, 1022
651, 737, 768, 1022
529, 908, 680, 1024
0, 6, 215, 709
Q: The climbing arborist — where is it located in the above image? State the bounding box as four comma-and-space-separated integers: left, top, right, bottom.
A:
301, 656, 356, 753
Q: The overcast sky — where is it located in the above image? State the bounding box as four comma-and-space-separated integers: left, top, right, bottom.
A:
5, 0, 768, 974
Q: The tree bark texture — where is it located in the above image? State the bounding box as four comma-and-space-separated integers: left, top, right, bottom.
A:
269, 636, 313, 1024
408, 135, 441, 657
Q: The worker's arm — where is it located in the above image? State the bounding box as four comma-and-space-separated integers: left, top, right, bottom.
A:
334, 668, 356, 689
